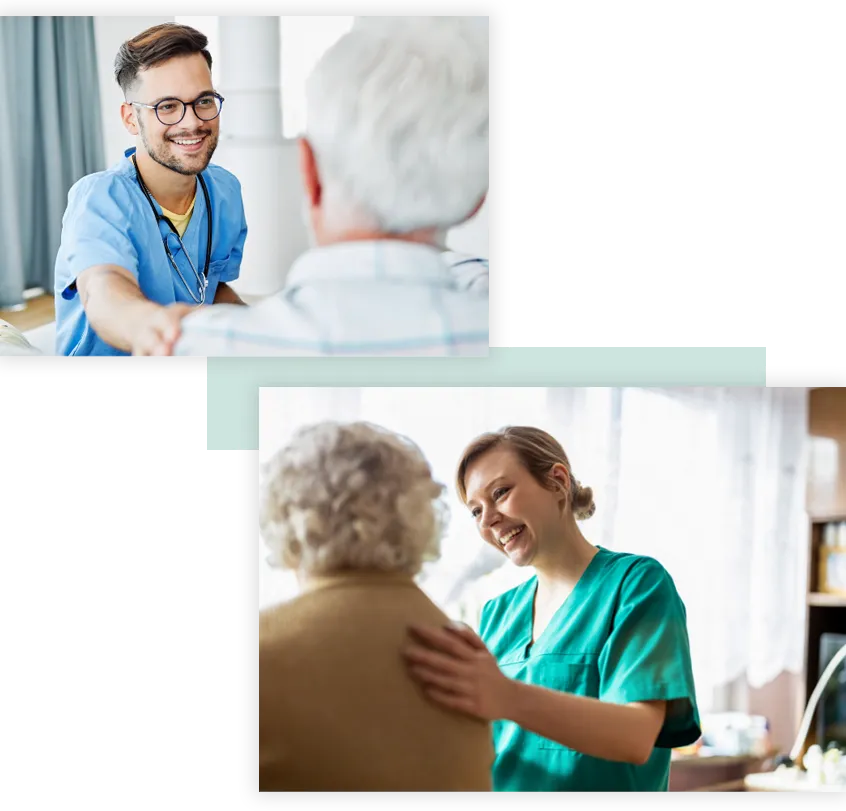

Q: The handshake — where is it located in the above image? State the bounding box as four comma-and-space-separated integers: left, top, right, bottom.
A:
73, 265, 224, 357
125, 302, 197, 356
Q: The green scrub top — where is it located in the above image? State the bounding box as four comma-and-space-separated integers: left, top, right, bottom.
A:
479, 546, 701, 792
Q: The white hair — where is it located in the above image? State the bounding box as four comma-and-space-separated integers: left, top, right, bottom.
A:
259, 421, 448, 576
305, 16, 489, 233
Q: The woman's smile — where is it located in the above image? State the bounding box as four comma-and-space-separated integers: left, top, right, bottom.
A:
497, 524, 526, 551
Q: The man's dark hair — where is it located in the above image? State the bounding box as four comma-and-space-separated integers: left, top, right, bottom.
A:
115, 23, 212, 96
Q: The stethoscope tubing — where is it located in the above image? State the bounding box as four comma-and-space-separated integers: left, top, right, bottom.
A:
132, 154, 213, 304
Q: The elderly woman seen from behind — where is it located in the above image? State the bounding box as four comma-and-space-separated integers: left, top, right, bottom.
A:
258, 420, 494, 791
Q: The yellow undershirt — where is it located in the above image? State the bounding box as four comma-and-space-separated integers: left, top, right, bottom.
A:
160, 195, 197, 238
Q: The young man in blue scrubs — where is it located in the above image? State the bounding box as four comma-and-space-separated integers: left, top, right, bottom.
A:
54, 23, 247, 356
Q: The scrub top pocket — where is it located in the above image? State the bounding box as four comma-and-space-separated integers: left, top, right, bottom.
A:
208, 255, 236, 285
528, 653, 599, 749
208, 255, 228, 275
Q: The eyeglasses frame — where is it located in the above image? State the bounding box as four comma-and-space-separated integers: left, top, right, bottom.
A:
127, 91, 225, 126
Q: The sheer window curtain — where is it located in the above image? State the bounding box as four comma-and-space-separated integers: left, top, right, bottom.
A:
0, 17, 104, 308
617, 389, 807, 709
542, 388, 808, 711
257, 387, 809, 713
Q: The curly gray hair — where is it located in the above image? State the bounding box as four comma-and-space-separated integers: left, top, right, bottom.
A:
260, 421, 448, 576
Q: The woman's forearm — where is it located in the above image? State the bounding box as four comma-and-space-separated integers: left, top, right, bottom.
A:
502, 679, 665, 765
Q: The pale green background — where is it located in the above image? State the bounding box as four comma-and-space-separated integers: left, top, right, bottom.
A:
0, 0, 846, 811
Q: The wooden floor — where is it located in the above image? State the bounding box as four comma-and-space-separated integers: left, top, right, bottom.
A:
0, 294, 55, 331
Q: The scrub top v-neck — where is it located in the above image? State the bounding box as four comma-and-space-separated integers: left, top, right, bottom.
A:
478, 546, 701, 792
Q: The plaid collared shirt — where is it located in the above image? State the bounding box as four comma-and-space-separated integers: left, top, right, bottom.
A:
175, 240, 488, 357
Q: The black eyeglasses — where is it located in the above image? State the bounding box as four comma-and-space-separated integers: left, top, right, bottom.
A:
129, 92, 225, 126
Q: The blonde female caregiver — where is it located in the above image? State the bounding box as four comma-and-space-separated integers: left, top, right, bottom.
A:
403, 426, 702, 791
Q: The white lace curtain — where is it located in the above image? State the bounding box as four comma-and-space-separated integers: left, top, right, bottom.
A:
258, 387, 809, 709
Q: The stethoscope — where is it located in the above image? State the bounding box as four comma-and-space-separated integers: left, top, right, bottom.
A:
132, 154, 213, 305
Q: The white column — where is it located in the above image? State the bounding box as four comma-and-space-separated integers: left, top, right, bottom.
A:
215, 16, 308, 298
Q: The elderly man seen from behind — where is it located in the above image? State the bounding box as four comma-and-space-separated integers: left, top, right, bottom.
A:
258, 421, 494, 791
177, 17, 489, 357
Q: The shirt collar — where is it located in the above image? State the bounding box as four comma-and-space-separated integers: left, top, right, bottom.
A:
286, 240, 456, 288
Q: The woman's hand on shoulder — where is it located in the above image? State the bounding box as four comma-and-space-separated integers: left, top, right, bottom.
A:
402, 621, 514, 722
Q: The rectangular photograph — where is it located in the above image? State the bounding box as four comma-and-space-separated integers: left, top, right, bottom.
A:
0, 16, 488, 357
257, 386, 846, 792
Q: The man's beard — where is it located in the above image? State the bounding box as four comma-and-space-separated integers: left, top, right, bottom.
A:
138, 118, 218, 177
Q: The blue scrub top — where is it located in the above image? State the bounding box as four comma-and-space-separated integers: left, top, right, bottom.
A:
54, 147, 248, 356
479, 547, 701, 791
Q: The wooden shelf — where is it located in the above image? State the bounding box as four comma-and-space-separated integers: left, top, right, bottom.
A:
807, 592, 846, 607
804, 389, 846, 759
810, 514, 846, 525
